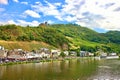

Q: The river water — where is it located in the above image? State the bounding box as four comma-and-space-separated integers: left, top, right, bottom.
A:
0, 58, 120, 80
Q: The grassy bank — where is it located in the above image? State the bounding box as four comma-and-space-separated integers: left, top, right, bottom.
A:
0, 40, 55, 51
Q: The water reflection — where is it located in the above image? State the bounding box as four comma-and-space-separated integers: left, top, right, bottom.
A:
89, 59, 120, 80
0, 58, 101, 80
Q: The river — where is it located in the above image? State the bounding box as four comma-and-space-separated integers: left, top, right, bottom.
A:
0, 58, 120, 80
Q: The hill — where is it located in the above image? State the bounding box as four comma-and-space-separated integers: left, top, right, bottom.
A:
0, 24, 120, 53
50, 24, 120, 53
0, 24, 69, 50
102, 31, 120, 44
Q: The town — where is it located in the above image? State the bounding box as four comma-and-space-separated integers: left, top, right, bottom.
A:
0, 46, 119, 65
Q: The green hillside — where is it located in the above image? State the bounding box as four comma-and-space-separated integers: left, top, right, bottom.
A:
50, 24, 120, 53
51, 24, 108, 43
0, 24, 120, 53
102, 31, 120, 44
0, 24, 69, 50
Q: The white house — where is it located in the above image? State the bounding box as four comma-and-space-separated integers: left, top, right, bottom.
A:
64, 51, 69, 56
88, 52, 94, 56
0, 46, 4, 50
0, 50, 7, 58
80, 51, 88, 57
51, 49, 61, 58
69, 51, 77, 56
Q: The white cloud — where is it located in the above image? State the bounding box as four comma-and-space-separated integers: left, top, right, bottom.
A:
0, 8, 5, 12
21, 2, 28, 5
32, 1, 63, 20
17, 20, 39, 26
13, 0, 19, 3
24, 10, 41, 18
35, 2, 40, 4
31, 1, 84, 22
0, 20, 40, 26
0, 20, 16, 25
31, 0, 120, 31
63, 0, 120, 31
60, 0, 120, 31
64, 16, 76, 22
7, 20, 16, 24
54, 3, 61, 6
96, 16, 120, 30
0, 0, 8, 5
47, 20, 54, 24
0, 19, 53, 26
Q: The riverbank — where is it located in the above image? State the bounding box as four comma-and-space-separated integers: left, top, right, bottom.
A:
1, 57, 120, 66
0, 57, 78, 66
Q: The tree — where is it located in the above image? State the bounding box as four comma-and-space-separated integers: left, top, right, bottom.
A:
60, 52, 66, 58
77, 52, 80, 57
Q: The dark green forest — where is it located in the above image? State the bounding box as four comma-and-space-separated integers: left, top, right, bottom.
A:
0, 24, 120, 53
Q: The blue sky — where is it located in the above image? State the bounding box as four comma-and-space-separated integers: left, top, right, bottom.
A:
0, 0, 120, 32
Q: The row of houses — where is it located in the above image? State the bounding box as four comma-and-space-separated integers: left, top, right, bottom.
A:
0, 47, 61, 61
0, 46, 119, 62
0, 47, 92, 61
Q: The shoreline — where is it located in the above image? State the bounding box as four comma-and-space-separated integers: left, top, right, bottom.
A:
0, 57, 78, 66
1, 57, 119, 66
